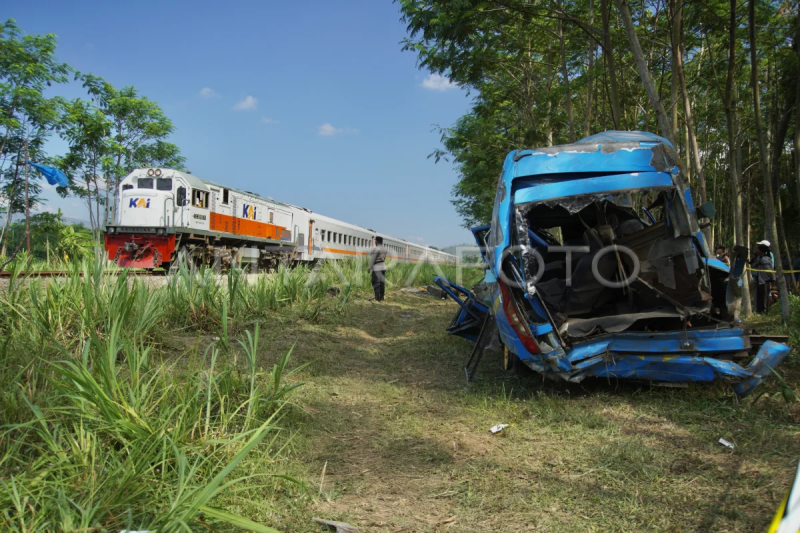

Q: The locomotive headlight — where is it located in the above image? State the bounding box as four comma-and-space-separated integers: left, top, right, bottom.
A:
147, 168, 155, 176
157, 228, 165, 236
155, 168, 162, 177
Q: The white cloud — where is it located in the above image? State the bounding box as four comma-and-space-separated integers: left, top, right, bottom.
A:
318, 123, 343, 136
261, 117, 280, 124
422, 73, 457, 91
199, 87, 219, 99
233, 95, 258, 110
318, 123, 358, 136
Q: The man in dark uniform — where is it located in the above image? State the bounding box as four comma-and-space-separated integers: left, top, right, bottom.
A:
752, 244, 774, 313
369, 236, 387, 301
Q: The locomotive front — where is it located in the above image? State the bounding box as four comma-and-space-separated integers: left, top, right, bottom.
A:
105, 168, 189, 268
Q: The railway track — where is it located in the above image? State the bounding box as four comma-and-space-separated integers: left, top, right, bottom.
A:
0, 269, 164, 278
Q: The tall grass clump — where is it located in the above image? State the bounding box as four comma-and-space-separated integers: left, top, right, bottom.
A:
0, 260, 305, 531
0, 255, 478, 529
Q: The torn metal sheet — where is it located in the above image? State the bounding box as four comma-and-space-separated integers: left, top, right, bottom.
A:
438, 130, 790, 396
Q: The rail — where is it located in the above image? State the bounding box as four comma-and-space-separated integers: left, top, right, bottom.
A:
0, 269, 164, 278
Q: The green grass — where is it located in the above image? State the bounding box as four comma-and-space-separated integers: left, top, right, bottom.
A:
0, 257, 481, 531
4, 259, 795, 531
251, 293, 799, 532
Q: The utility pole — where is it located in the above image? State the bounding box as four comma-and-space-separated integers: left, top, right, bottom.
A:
24, 139, 30, 254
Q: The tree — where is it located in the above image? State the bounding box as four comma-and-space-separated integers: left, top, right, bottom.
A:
80, 77, 185, 221
749, 0, 790, 322
58, 79, 185, 235
399, 0, 800, 315
0, 19, 69, 259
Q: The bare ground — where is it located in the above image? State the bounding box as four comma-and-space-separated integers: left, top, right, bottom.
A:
243, 292, 799, 532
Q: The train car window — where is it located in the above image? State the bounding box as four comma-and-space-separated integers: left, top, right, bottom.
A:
222, 188, 229, 205
122, 184, 133, 191
156, 178, 173, 191
327, 230, 331, 241
138, 177, 153, 189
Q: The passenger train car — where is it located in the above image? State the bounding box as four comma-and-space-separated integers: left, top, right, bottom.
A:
104, 168, 456, 269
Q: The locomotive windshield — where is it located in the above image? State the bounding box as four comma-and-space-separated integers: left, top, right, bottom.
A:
138, 177, 153, 188
156, 178, 172, 190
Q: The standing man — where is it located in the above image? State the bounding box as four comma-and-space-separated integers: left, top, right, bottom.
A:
756, 239, 774, 269
369, 236, 387, 301
752, 244, 774, 313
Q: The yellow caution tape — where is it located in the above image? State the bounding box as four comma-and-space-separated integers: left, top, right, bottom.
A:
746, 267, 800, 273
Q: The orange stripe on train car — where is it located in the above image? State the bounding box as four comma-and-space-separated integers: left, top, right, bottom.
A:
209, 212, 287, 240
323, 247, 368, 256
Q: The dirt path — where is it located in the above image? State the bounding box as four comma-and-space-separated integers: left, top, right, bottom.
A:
263, 292, 800, 532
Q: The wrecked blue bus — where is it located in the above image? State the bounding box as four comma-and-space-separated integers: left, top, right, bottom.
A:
437, 131, 790, 396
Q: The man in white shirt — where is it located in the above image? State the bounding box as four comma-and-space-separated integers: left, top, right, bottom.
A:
369, 237, 387, 301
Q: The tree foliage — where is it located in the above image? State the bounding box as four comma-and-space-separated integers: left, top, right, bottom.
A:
0, 18, 185, 258
399, 0, 799, 244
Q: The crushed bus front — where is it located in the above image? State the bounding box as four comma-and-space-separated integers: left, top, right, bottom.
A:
439, 131, 790, 396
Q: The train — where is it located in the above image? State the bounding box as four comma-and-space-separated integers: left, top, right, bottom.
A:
103, 168, 457, 270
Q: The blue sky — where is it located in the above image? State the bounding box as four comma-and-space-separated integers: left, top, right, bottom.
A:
11, 1, 476, 247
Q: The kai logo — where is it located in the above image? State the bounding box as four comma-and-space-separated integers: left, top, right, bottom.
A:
128, 198, 151, 208
242, 204, 257, 220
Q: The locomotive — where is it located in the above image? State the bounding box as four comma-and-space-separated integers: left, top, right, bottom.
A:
103, 168, 457, 270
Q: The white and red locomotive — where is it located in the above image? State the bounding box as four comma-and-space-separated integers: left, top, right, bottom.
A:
104, 168, 457, 269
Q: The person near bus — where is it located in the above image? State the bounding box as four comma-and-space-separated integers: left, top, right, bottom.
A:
752, 244, 774, 313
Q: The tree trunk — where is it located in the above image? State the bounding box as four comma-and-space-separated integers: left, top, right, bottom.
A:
0, 162, 20, 258
601, 0, 622, 129
676, 38, 709, 241
24, 140, 30, 255
545, 45, 554, 146
795, 14, 800, 210
558, 10, 575, 142
724, 0, 751, 317
749, 0, 790, 322
615, 0, 674, 145
669, 0, 681, 142
771, 102, 793, 265
585, 0, 595, 137
104, 175, 111, 227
